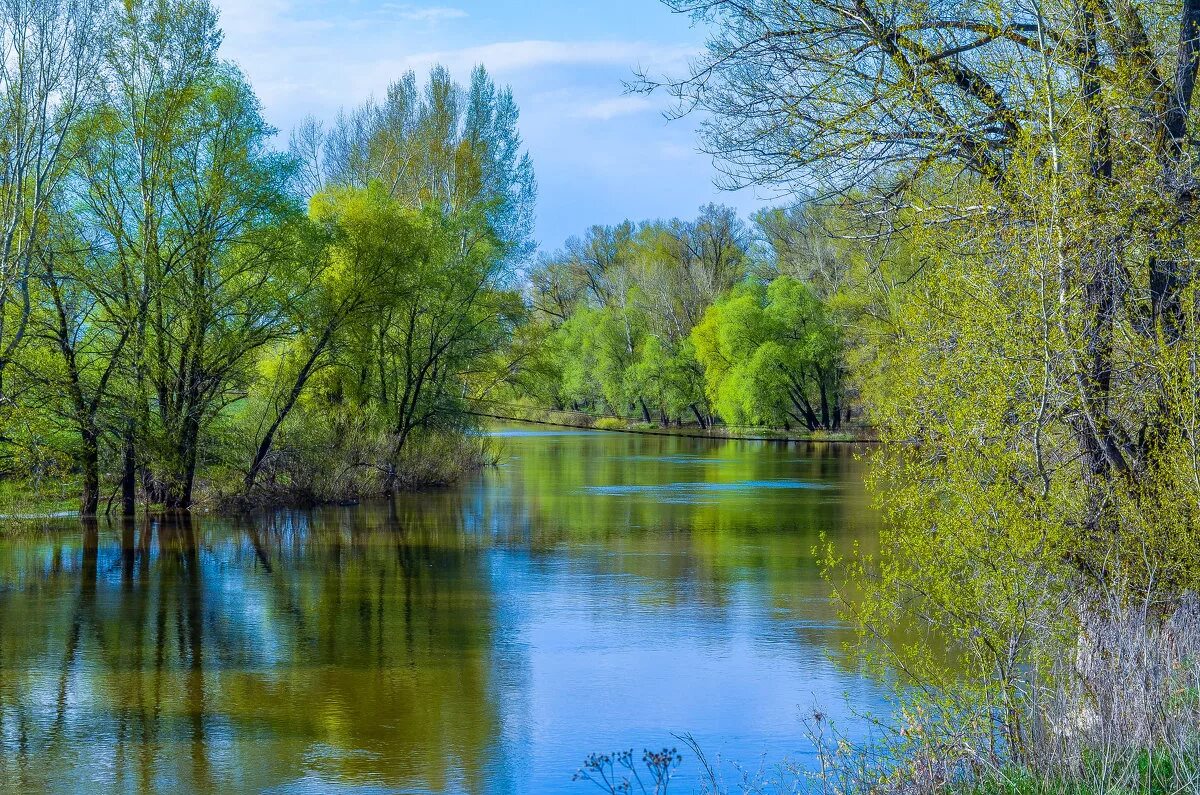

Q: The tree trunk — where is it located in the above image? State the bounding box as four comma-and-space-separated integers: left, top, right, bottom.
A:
245, 327, 334, 493
164, 416, 202, 512
819, 380, 831, 430
121, 432, 137, 516
80, 428, 100, 517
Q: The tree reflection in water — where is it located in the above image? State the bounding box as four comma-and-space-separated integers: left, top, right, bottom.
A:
0, 427, 893, 794
0, 507, 505, 794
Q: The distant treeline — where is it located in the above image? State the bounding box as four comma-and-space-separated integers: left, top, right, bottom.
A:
501, 202, 875, 434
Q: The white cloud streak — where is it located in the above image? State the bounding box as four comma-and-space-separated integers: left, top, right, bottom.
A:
381, 4, 469, 23
381, 40, 694, 77
573, 95, 656, 121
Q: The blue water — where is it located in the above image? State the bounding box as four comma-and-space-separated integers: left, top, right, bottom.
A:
0, 425, 891, 794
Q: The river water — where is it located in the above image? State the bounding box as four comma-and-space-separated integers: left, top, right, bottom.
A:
0, 425, 892, 793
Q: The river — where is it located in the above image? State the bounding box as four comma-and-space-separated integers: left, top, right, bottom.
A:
0, 425, 892, 794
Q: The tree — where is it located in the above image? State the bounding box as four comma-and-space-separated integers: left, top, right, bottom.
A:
519, 207, 753, 426
692, 277, 845, 431
31, 213, 134, 515
71, 0, 228, 512
0, 5, 539, 511
648, 0, 1200, 527
140, 70, 300, 510
628, 335, 710, 427
651, 0, 1200, 769
0, 0, 105, 411
266, 185, 521, 493
293, 65, 536, 267
555, 305, 645, 417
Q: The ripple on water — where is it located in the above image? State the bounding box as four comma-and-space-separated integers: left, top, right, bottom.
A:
484, 429, 605, 438
583, 479, 832, 497
608, 454, 737, 465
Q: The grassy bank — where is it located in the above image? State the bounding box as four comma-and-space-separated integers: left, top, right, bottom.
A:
0, 477, 82, 519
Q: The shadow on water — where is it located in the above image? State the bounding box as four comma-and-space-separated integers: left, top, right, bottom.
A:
0, 424, 896, 794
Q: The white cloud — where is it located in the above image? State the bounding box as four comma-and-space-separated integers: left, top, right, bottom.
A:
659, 141, 696, 160
573, 95, 656, 121
379, 40, 694, 78
382, 5, 469, 23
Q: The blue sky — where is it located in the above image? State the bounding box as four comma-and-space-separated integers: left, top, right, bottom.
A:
213, 0, 776, 251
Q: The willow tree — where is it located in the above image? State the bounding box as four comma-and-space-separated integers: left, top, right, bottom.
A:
520, 208, 752, 425
692, 277, 845, 431
650, 0, 1200, 775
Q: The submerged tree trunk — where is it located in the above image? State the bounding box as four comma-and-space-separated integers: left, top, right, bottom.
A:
121, 432, 137, 516
80, 428, 100, 517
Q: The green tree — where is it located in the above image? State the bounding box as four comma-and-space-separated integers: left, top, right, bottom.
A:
259, 185, 521, 494
0, 0, 105, 408
294, 65, 536, 267
653, 0, 1200, 774
692, 277, 845, 431
519, 207, 753, 426
71, 0, 228, 512
555, 305, 644, 417
30, 214, 135, 515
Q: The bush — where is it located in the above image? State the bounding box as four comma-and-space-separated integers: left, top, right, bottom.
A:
224, 399, 495, 506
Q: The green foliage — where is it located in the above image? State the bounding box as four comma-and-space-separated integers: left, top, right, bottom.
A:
0, 1, 536, 512
655, 0, 1200, 787
555, 305, 643, 413
692, 277, 846, 431
509, 203, 858, 432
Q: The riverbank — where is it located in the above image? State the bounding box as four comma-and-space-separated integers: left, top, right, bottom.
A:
467, 401, 879, 443
0, 431, 499, 522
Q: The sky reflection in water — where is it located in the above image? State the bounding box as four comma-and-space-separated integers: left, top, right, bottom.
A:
0, 425, 891, 794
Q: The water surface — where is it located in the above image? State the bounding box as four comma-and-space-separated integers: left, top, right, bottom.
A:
0, 425, 890, 793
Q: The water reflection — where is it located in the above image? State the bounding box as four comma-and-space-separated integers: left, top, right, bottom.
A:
0, 426, 889, 794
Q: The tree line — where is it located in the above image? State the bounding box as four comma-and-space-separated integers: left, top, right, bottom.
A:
0, 0, 534, 514
507, 202, 865, 433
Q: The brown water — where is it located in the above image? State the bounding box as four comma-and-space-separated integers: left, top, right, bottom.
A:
0, 425, 890, 793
